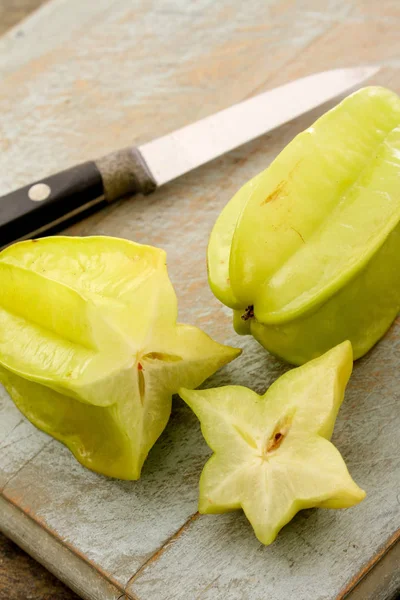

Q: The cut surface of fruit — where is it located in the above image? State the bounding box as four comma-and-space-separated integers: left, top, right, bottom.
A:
0, 236, 240, 479
180, 341, 365, 545
207, 87, 400, 363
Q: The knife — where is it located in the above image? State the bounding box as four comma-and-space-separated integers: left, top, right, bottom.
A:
0, 66, 379, 246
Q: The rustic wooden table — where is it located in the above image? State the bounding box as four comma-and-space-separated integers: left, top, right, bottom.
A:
0, 1, 399, 599
0, 7, 76, 600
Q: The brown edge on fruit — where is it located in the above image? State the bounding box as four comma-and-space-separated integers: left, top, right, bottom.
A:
337, 529, 400, 600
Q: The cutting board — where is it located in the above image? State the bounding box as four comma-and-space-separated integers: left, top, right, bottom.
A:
1, 1, 399, 599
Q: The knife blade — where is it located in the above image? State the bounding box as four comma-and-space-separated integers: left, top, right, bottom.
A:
0, 66, 379, 246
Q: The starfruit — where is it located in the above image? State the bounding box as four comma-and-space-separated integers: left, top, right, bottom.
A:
180, 341, 365, 545
0, 236, 240, 479
208, 87, 400, 365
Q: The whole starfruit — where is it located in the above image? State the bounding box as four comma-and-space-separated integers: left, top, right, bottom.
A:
208, 87, 400, 365
0, 236, 240, 479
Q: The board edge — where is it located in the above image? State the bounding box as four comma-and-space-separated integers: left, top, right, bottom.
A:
0, 494, 136, 600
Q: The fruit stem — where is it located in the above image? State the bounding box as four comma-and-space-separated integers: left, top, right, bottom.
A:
241, 305, 254, 321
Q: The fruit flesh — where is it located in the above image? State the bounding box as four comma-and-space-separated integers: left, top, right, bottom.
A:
208, 87, 400, 363
180, 342, 365, 545
0, 236, 240, 479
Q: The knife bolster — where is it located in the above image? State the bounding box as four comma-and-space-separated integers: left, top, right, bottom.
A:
96, 147, 157, 202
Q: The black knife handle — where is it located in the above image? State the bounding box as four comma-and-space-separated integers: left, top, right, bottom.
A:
0, 147, 157, 247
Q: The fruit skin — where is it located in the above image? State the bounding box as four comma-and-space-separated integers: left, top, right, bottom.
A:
208, 87, 400, 365
180, 341, 365, 546
246, 226, 400, 365
0, 236, 240, 480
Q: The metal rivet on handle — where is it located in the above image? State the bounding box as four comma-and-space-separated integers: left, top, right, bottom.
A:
28, 183, 51, 202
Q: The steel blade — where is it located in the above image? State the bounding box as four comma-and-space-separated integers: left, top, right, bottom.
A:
140, 66, 379, 186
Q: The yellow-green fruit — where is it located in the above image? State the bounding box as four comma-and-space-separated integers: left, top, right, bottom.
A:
180, 341, 365, 546
0, 236, 240, 479
208, 87, 400, 365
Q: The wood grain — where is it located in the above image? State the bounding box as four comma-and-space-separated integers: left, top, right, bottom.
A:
0, 4, 78, 599
0, 0, 45, 35
0, 529, 78, 600
0, 1, 399, 599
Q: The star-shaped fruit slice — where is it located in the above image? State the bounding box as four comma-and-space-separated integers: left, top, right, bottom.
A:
0, 236, 240, 479
180, 341, 365, 545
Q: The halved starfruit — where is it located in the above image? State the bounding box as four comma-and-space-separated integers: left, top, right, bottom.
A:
0, 236, 240, 479
180, 341, 365, 545
208, 87, 400, 365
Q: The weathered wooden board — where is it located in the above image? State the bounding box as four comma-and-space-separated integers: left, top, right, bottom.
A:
0, 1, 399, 599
